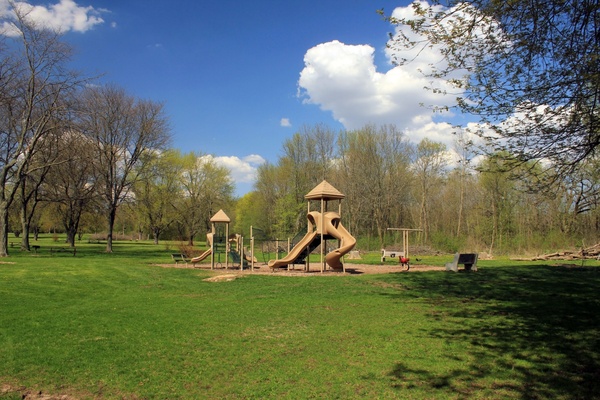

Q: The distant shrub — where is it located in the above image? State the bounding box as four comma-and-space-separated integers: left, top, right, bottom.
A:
430, 232, 465, 253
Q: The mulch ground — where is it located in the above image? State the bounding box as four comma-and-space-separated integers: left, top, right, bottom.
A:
156, 262, 446, 279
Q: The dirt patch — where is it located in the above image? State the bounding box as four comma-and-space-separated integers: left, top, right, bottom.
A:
1, 384, 77, 399
203, 274, 243, 282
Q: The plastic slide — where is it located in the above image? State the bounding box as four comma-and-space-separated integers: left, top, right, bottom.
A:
324, 218, 356, 270
190, 232, 213, 264
267, 230, 318, 269
244, 251, 258, 263
190, 248, 211, 264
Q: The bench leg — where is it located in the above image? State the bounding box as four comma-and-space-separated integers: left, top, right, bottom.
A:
445, 262, 458, 272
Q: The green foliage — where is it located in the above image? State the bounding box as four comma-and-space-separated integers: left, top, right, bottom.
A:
430, 231, 465, 253
234, 191, 266, 236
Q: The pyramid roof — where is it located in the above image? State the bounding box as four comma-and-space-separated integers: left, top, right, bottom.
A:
304, 180, 345, 200
210, 209, 231, 222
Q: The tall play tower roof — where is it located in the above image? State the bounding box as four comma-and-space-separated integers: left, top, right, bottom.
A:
304, 180, 345, 200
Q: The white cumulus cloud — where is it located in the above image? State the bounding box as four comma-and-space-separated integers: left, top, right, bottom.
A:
210, 154, 266, 184
280, 118, 291, 127
297, 3, 466, 149
0, 0, 104, 36
209, 154, 266, 197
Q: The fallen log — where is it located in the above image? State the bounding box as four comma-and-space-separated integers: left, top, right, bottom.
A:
511, 244, 600, 261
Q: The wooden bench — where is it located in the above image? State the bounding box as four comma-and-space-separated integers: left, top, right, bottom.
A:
50, 247, 76, 256
171, 253, 190, 264
381, 249, 405, 263
446, 253, 478, 272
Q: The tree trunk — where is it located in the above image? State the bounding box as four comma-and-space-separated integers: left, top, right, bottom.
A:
0, 201, 9, 257
152, 228, 160, 245
106, 207, 116, 253
20, 206, 30, 251
66, 228, 76, 248
456, 170, 465, 236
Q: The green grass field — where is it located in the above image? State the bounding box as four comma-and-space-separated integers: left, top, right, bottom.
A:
1, 236, 600, 399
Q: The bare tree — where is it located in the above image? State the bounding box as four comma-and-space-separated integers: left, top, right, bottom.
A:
80, 84, 171, 252
412, 139, 448, 242
452, 130, 476, 236
45, 131, 100, 247
0, 8, 82, 257
337, 125, 412, 246
17, 128, 60, 251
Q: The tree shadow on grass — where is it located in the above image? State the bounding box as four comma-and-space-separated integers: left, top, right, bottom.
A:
378, 265, 600, 398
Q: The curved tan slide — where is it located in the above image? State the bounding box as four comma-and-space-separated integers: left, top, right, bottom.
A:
324, 215, 357, 270
268, 211, 356, 270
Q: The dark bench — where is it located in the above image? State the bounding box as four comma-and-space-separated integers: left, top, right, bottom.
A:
171, 253, 190, 264
50, 247, 76, 256
446, 253, 478, 272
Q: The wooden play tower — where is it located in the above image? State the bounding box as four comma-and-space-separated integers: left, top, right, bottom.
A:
305, 180, 347, 272
209, 209, 230, 270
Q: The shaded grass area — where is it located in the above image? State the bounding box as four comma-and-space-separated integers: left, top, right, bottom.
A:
380, 265, 600, 399
1, 240, 600, 398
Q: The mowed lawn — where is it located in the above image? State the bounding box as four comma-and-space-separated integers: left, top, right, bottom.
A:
1, 240, 600, 399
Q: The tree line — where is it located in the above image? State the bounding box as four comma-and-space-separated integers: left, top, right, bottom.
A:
236, 124, 600, 255
2, 1, 598, 257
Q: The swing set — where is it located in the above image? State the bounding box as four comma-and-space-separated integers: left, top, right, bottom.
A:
381, 228, 422, 271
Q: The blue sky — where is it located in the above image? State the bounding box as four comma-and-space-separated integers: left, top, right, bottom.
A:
1, 0, 467, 196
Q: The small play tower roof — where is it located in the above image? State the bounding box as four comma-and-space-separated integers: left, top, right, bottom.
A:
304, 180, 345, 200
210, 209, 231, 223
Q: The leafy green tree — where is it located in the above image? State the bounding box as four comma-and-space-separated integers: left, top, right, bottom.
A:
381, 0, 600, 180
133, 149, 181, 244
252, 162, 284, 238
234, 191, 264, 237
173, 152, 234, 245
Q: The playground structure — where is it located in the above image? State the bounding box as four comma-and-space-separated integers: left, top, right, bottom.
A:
193, 209, 230, 270
183, 210, 255, 270
181, 182, 356, 273
267, 180, 356, 272
231, 233, 257, 266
